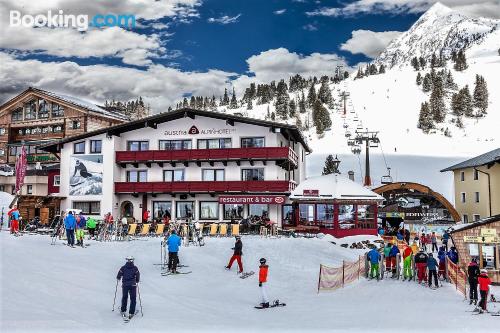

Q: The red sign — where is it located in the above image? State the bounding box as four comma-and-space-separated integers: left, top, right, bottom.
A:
188, 125, 199, 134
303, 189, 319, 196
15, 145, 27, 194
218, 195, 286, 205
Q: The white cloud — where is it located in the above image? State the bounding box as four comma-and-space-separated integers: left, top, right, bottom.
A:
207, 14, 242, 24
303, 23, 318, 31
274, 9, 287, 15
340, 30, 402, 58
306, 1, 500, 19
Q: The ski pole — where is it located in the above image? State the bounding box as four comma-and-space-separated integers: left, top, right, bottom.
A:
112, 279, 118, 311
137, 284, 144, 317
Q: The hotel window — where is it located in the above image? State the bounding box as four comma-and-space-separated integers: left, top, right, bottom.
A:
224, 204, 244, 220
474, 169, 479, 180
38, 99, 49, 119
52, 103, 64, 117
463, 214, 469, 223
54, 175, 61, 186
241, 137, 265, 148
74, 141, 85, 154
199, 201, 219, 220
176, 201, 194, 219
12, 108, 23, 121
475, 192, 480, 203
127, 141, 149, 151
24, 100, 37, 120
473, 214, 481, 221
153, 201, 172, 220
461, 192, 466, 203
164, 169, 184, 182
27, 185, 33, 194
202, 169, 225, 181
72, 120, 81, 129
316, 204, 335, 228
241, 168, 264, 181
197, 138, 231, 149
460, 171, 465, 181
127, 170, 147, 182
90, 140, 102, 154
159, 140, 191, 150
73, 201, 100, 215
249, 204, 269, 220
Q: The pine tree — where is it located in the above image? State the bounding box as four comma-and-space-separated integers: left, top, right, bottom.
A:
322, 154, 339, 175
379, 64, 386, 74
461, 85, 473, 117
221, 88, 230, 106
431, 53, 438, 68
417, 102, 434, 133
473, 74, 488, 116
307, 84, 317, 107
416, 72, 422, 85
451, 92, 463, 117
422, 74, 432, 92
229, 88, 238, 109
411, 57, 420, 71
247, 98, 253, 110
445, 70, 457, 90
369, 64, 378, 75
429, 77, 445, 123
289, 99, 296, 117
419, 57, 426, 69
355, 67, 364, 79
318, 80, 333, 106
312, 99, 331, 135
294, 112, 303, 129
299, 91, 307, 113
275, 79, 290, 119
454, 49, 468, 71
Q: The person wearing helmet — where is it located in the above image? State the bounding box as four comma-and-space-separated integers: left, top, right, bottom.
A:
367, 247, 381, 280
117, 256, 140, 320
383, 243, 392, 274
414, 249, 428, 284
167, 230, 182, 273
478, 269, 491, 312
225, 236, 243, 273
427, 253, 439, 288
258, 258, 269, 308
468, 257, 480, 305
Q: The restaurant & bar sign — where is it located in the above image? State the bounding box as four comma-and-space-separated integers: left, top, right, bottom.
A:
218, 195, 286, 204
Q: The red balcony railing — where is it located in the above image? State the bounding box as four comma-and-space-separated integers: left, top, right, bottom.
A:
114, 180, 297, 194
116, 147, 299, 168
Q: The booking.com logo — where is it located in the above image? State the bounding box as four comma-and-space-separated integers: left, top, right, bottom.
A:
9, 10, 136, 31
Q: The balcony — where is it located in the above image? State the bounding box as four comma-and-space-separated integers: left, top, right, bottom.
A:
115, 147, 299, 169
114, 180, 297, 194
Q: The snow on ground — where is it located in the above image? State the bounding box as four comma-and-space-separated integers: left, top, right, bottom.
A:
1, 232, 498, 333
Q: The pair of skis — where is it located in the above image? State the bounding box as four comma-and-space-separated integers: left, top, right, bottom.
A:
254, 300, 286, 309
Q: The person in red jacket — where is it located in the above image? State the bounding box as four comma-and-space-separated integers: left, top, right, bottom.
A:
258, 258, 269, 308
478, 269, 491, 312
142, 210, 150, 224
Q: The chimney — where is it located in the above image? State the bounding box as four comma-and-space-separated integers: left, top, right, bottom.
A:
348, 170, 355, 181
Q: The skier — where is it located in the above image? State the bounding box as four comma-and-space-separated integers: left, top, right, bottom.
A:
437, 246, 447, 279
431, 232, 438, 252
402, 245, 413, 281
367, 247, 381, 280
442, 231, 450, 251
447, 247, 459, 264
414, 249, 428, 284
478, 269, 491, 313
75, 212, 86, 247
72, 160, 92, 178
258, 258, 269, 308
389, 243, 399, 277
7, 205, 20, 235
64, 211, 76, 247
467, 258, 480, 305
420, 233, 427, 252
166, 230, 182, 273
410, 240, 419, 255
226, 236, 243, 273
427, 253, 439, 288
383, 243, 392, 274
404, 229, 411, 244
86, 216, 97, 239
117, 256, 140, 320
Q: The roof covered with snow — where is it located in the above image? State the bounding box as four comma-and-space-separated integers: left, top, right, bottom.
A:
290, 174, 384, 201
440, 148, 500, 172
449, 214, 500, 233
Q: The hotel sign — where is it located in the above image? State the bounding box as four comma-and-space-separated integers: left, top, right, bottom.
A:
303, 189, 319, 196
165, 125, 236, 136
219, 195, 286, 205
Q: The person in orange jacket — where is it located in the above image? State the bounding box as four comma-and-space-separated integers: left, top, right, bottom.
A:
258, 258, 269, 308
478, 269, 491, 312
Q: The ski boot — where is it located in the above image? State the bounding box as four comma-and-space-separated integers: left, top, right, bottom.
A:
262, 302, 269, 308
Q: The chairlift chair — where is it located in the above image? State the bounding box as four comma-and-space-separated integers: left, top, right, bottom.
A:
343, 123, 348, 129
345, 131, 351, 138
381, 168, 393, 184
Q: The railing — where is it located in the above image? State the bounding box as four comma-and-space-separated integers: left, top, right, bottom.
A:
115, 180, 297, 194
116, 147, 299, 166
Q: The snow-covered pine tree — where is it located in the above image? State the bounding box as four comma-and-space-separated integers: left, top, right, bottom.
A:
369, 64, 378, 75
355, 68, 364, 79
445, 70, 458, 90
189, 96, 196, 108
416, 72, 422, 85
411, 57, 420, 71
419, 57, 426, 69
343, 71, 349, 79
473, 74, 488, 117
460, 85, 474, 117
379, 64, 386, 74
299, 91, 307, 114
431, 53, 438, 68
247, 98, 253, 110
221, 88, 230, 106
422, 74, 431, 92
318, 80, 333, 106
229, 88, 238, 109
322, 154, 339, 175
417, 102, 433, 133
453, 49, 468, 71
289, 99, 296, 118
307, 84, 317, 107
451, 92, 463, 117
429, 76, 445, 123
275, 79, 290, 120
312, 99, 331, 135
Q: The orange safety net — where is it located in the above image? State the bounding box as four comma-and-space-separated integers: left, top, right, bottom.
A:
318, 256, 363, 292
446, 257, 467, 297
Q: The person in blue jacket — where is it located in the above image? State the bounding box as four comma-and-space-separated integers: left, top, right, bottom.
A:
367, 248, 381, 280
447, 247, 459, 264
437, 246, 447, 279
442, 231, 450, 251
427, 253, 439, 288
64, 211, 76, 247
389, 244, 400, 277
117, 256, 140, 320
167, 230, 182, 273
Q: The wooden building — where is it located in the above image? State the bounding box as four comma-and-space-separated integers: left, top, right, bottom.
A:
449, 215, 500, 284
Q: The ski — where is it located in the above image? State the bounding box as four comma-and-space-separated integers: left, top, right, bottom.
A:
255, 300, 286, 309
161, 271, 192, 276
240, 271, 255, 279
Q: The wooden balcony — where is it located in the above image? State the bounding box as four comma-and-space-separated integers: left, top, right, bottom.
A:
115, 147, 299, 169
114, 180, 297, 194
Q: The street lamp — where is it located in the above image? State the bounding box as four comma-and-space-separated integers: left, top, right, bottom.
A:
333, 155, 341, 174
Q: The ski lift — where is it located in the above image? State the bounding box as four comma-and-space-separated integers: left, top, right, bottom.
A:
347, 139, 355, 146
345, 131, 351, 138
381, 167, 393, 184
343, 123, 348, 129
351, 145, 361, 155
353, 117, 359, 122
356, 123, 363, 130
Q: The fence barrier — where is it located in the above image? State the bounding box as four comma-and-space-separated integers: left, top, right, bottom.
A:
446, 257, 467, 298
318, 255, 364, 292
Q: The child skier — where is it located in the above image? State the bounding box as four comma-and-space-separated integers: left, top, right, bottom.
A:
468, 258, 480, 305
437, 246, 447, 279
75, 212, 86, 247
117, 256, 140, 320
367, 247, 381, 280
389, 243, 399, 277
478, 269, 491, 313
414, 249, 428, 284
383, 243, 392, 273
427, 253, 439, 288
226, 236, 243, 273
8, 205, 20, 235
258, 258, 269, 308
402, 245, 413, 280
166, 230, 182, 273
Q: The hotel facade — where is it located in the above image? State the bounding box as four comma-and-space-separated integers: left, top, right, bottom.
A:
43, 109, 310, 225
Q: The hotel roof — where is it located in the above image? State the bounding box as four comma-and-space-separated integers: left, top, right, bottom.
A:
440, 148, 500, 172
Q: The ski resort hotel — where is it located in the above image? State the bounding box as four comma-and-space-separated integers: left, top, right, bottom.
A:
42, 108, 382, 237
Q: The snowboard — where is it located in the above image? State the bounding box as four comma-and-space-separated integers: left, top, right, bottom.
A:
161, 271, 192, 276
255, 300, 286, 309
240, 271, 255, 279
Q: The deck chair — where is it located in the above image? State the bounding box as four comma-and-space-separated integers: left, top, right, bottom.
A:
231, 224, 240, 236
155, 224, 165, 236
209, 223, 218, 236
127, 223, 137, 240
270, 224, 278, 237
219, 223, 228, 237
139, 223, 151, 236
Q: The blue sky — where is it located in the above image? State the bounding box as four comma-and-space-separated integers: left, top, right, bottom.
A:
0, 0, 496, 109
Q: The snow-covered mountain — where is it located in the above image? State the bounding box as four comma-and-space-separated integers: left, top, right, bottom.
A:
376, 2, 499, 68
